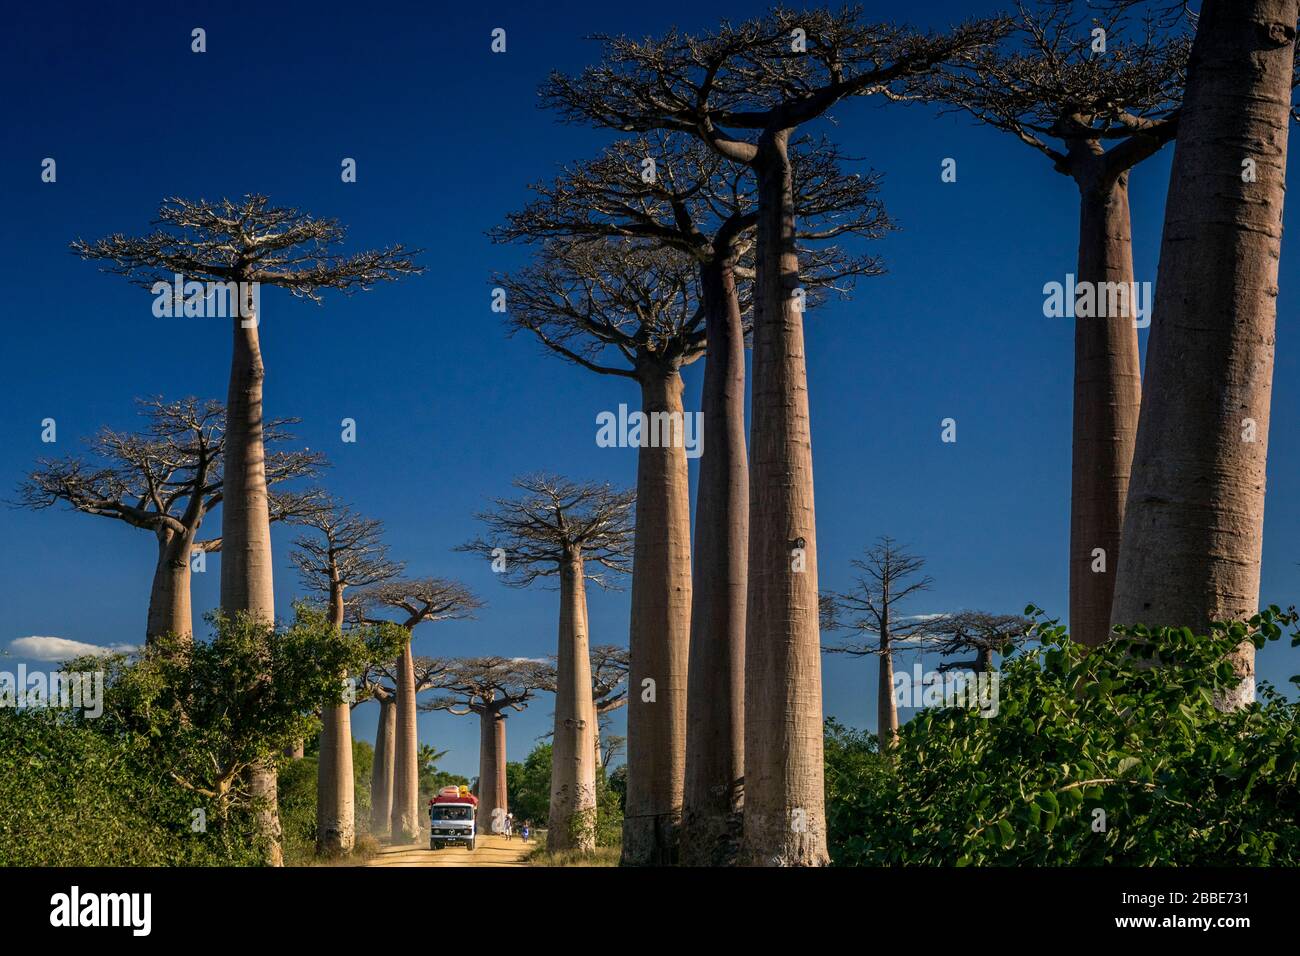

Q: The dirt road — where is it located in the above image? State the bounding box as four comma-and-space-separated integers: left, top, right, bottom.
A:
362, 833, 533, 867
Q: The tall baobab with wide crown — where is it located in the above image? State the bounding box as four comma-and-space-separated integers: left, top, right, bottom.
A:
497, 132, 888, 864
358, 656, 450, 837
72, 195, 422, 864
544, 6, 1005, 866
461, 474, 634, 852
826, 537, 939, 752
1110, 0, 1300, 707
931, 0, 1189, 647
355, 579, 482, 842
289, 497, 401, 854
18, 397, 322, 646
424, 656, 554, 831
493, 238, 701, 864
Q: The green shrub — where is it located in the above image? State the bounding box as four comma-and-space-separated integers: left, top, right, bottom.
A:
828, 606, 1300, 866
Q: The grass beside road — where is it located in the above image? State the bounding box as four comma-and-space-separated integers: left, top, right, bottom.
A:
526, 843, 621, 867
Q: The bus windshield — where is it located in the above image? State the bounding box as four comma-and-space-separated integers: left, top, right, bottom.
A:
431, 806, 473, 821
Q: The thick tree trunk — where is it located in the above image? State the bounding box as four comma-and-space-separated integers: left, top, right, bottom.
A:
478, 708, 508, 831
622, 364, 693, 865
1110, 0, 1297, 711
146, 528, 194, 647
1070, 170, 1142, 647
370, 696, 396, 836
740, 130, 828, 866
317, 587, 354, 854
682, 255, 748, 867
220, 302, 282, 866
390, 637, 421, 841
549, 550, 598, 852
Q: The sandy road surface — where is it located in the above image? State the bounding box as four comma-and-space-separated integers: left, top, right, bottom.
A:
362, 833, 534, 867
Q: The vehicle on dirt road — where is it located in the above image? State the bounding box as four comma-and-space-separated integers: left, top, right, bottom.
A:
428, 786, 478, 851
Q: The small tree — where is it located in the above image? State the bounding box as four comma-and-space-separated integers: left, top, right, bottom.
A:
461, 474, 634, 852
424, 656, 554, 830
354, 579, 481, 841
930, 611, 1035, 674
826, 537, 940, 752
84, 605, 402, 842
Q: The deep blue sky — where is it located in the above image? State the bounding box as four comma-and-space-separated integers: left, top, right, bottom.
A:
1, 1, 1296, 779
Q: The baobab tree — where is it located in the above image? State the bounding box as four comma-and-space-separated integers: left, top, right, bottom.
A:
289, 497, 401, 854
497, 131, 888, 866
493, 238, 701, 864
460, 474, 635, 852
543, 643, 632, 768
825, 537, 940, 752
72, 195, 422, 864
589, 644, 630, 770
423, 656, 554, 832
929, 611, 1035, 673
931, 0, 1189, 647
545, 7, 1005, 866
358, 656, 450, 837
355, 579, 482, 842
1110, 0, 1300, 708
18, 397, 322, 646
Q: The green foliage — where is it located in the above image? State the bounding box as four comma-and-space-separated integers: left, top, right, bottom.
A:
278, 755, 319, 866
593, 765, 624, 847
278, 740, 380, 865
81, 605, 400, 818
829, 606, 1300, 866
353, 739, 374, 828
823, 717, 891, 862
417, 743, 468, 803
506, 742, 553, 826
2, 604, 404, 866
0, 706, 259, 866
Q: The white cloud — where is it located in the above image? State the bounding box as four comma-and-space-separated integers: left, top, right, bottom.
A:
8, 636, 138, 662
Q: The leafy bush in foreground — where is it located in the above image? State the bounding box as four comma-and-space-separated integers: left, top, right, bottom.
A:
829, 606, 1300, 866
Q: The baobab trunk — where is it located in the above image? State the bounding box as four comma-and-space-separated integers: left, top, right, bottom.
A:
877, 634, 899, 752
1070, 167, 1142, 647
741, 130, 828, 866
220, 301, 282, 866
317, 588, 354, 854
390, 638, 421, 841
622, 363, 693, 865
682, 253, 748, 866
1110, 0, 1297, 711
370, 696, 396, 836
550, 550, 598, 852
478, 709, 508, 832
146, 528, 194, 646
